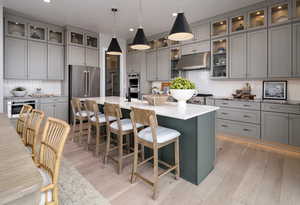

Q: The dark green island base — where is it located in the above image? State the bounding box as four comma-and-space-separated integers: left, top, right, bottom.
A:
100, 105, 216, 185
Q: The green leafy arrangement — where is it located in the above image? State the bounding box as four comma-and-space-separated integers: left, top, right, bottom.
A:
170, 77, 196, 89
12, 87, 26, 91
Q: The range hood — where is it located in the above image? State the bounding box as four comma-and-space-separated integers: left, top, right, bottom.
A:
176, 52, 210, 70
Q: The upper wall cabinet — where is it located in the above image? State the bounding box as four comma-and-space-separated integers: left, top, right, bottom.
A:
4, 37, 28, 79
211, 19, 228, 37
229, 33, 247, 79
269, 1, 291, 26
85, 32, 98, 49
48, 26, 64, 45
86, 48, 99, 67
48, 44, 64, 80
5, 15, 27, 39
248, 8, 267, 30
28, 22, 47, 42
230, 14, 247, 33
193, 23, 211, 41
211, 38, 228, 78
295, 0, 300, 19
268, 24, 292, 78
68, 30, 84, 46
28, 41, 48, 80
293, 22, 300, 77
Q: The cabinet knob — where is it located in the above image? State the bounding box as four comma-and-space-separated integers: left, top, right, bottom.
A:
221, 124, 228, 128
221, 112, 229, 115
243, 104, 250, 107
243, 115, 250, 118
243, 128, 250, 132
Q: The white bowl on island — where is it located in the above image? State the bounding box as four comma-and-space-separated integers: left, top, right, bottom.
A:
170, 89, 196, 107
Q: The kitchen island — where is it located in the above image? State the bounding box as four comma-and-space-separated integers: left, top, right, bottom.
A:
82, 97, 219, 185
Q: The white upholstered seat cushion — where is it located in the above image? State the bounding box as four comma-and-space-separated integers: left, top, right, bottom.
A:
38, 168, 53, 205
110, 118, 143, 131
75, 111, 94, 117
91, 114, 116, 123
138, 126, 180, 144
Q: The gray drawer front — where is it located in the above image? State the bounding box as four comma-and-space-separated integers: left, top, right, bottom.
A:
217, 108, 260, 124
217, 119, 261, 139
262, 103, 300, 114
39, 97, 68, 104
206, 98, 215, 106
215, 100, 260, 110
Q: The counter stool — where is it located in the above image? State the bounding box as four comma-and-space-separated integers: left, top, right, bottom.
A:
130, 107, 180, 200
70, 98, 93, 144
24, 109, 45, 163
16, 104, 33, 143
85, 100, 115, 156
103, 103, 144, 174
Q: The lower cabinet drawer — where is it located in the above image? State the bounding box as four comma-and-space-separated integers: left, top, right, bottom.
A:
262, 103, 300, 114
217, 108, 260, 124
215, 100, 260, 110
217, 119, 261, 139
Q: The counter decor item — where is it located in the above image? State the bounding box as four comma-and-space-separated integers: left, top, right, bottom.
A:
263, 80, 287, 100
232, 82, 256, 100
170, 77, 196, 106
10, 87, 27, 97
143, 94, 169, 106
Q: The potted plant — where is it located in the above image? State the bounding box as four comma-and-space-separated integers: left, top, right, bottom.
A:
11, 87, 27, 97
170, 77, 196, 106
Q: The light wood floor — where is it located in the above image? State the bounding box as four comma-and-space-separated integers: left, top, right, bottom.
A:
63, 137, 300, 205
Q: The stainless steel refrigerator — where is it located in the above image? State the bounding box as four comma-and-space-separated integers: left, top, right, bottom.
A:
68, 65, 100, 121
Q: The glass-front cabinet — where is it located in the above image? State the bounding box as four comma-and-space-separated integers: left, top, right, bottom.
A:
230, 15, 246, 33
248, 9, 267, 29
211, 38, 228, 78
296, 0, 300, 19
86, 33, 98, 49
48, 27, 64, 45
211, 19, 228, 37
170, 47, 181, 79
5, 16, 27, 38
69, 31, 84, 46
269, 2, 290, 25
28, 23, 47, 42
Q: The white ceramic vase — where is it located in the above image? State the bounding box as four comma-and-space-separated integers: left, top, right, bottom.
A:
170, 89, 196, 107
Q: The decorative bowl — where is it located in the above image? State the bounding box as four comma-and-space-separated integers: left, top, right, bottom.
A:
11, 90, 27, 97
170, 89, 196, 106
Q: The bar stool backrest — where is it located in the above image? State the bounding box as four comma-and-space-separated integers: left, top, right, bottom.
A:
16, 104, 33, 141
84, 100, 97, 115
25, 109, 45, 161
39, 117, 70, 184
70, 98, 83, 117
104, 102, 122, 129
130, 107, 158, 144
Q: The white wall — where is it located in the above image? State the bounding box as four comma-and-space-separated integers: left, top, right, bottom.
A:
185, 70, 300, 100
0, 5, 3, 112
99, 33, 127, 97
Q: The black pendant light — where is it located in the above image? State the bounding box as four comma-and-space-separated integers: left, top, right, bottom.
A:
131, 0, 150, 50
107, 8, 122, 55
168, 12, 193, 41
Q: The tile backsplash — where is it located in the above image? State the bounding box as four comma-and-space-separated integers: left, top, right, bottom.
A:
4, 80, 62, 96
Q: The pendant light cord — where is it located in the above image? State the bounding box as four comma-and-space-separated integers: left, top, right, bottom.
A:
138, 0, 142, 28
112, 9, 117, 38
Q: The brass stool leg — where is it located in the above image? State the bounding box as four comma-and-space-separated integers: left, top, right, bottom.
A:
175, 138, 180, 180
118, 134, 123, 174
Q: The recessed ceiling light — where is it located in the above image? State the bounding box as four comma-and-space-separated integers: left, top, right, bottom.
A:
43, 0, 51, 3
129, 28, 134, 32
172, 13, 178, 17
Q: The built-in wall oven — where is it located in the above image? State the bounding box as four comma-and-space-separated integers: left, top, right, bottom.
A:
7, 99, 37, 119
128, 73, 140, 99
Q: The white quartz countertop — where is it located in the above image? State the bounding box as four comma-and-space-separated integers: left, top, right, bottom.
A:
81, 97, 219, 120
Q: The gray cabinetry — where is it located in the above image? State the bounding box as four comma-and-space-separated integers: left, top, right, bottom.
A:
289, 114, 300, 146
48, 44, 64, 80
28, 41, 47, 80
229, 33, 247, 78
55, 102, 69, 121
293, 22, 300, 77
85, 48, 99, 67
268, 24, 292, 78
40, 103, 55, 119
4, 37, 27, 79
146, 51, 157, 81
157, 48, 171, 81
247, 29, 268, 79
262, 112, 289, 144
39, 98, 68, 122
68, 45, 85, 66
127, 52, 141, 73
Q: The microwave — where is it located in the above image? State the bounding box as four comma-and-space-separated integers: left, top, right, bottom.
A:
7, 99, 37, 119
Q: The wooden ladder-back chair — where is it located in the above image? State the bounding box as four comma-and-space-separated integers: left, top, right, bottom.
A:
103, 103, 144, 174
24, 109, 45, 163
70, 98, 92, 144
130, 107, 180, 199
16, 104, 33, 142
38, 117, 70, 205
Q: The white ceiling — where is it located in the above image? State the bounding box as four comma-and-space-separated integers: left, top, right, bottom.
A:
3, 0, 262, 39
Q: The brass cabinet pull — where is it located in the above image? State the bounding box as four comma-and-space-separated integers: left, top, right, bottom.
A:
221, 124, 228, 128
243, 115, 250, 118
221, 112, 229, 115
243, 128, 251, 132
